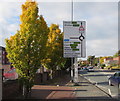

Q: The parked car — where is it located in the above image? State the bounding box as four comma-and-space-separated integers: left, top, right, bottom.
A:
108, 71, 120, 89
87, 66, 94, 72
78, 66, 88, 73
82, 67, 88, 70
3, 68, 18, 81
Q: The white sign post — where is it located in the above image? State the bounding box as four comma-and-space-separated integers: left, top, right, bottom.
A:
63, 21, 86, 58
63, 21, 86, 84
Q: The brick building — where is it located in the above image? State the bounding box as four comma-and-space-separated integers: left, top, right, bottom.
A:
113, 56, 120, 65
0, 46, 9, 65
0, 46, 10, 72
104, 56, 120, 66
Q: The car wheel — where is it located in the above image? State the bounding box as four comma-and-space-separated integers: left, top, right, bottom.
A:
109, 80, 112, 86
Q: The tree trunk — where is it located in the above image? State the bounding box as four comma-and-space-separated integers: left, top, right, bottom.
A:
50, 70, 53, 79
22, 82, 31, 98
23, 84, 27, 98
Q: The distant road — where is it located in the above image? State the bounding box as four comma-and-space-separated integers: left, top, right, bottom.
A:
79, 69, 120, 99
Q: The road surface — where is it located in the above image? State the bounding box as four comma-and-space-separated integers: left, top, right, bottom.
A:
30, 74, 113, 100
79, 69, 120, 100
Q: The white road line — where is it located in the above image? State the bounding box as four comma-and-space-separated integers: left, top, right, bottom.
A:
107, 76, 110, 78
84, 77, 87, 79
102, 72, 115, 75
108, 89, 112, 95
88, 79, 96, 84
97, 85, 107, 89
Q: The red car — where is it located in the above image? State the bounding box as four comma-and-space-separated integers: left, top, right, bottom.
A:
3, 68, 18, 81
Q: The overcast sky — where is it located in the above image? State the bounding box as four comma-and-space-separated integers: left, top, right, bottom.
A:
0, 0, 119, 58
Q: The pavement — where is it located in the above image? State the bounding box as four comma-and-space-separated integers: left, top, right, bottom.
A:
29, 73, 118, 100
31, 85, 75, 99
31, 74, 75, 99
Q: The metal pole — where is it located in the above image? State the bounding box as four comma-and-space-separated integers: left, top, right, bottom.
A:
81, 40, 83, 57
71, 0, 73, 21
71, 58, 73, 82
71, 0, 78, 85
71, 0, 74, 83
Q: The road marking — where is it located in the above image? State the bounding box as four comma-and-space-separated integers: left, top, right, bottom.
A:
97, 85, 108, 89
102, 72, 115, 75
107, 76, 110, 78
81, 71, 119, 98
108, 89, 112, 95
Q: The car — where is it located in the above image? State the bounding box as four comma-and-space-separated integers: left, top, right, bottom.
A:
78, 66, 88, 74
3, 68, 18, 81
87, 66, 94, 72
82, 67, 88, 70
108, 71, 120, 89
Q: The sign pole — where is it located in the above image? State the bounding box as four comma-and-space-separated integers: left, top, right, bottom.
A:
81, 41, 82, 57
63, 21, 86, 84
71, 0, 78, 85
71, 0, 74, 83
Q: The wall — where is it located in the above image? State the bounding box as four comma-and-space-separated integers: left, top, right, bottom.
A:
2, 80, 20, 99
113, 56, 120, 65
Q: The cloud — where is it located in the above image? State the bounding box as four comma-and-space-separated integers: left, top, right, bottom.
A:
0, 2, 21, 46
38, 2, 71, 27
0, 0, 119, 2
73, 2, 118, 57
87, 37, 118, 56
0, 1, 118, 57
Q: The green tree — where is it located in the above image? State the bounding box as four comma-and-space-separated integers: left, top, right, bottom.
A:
113, 50, 120, 57
87, 55, 95, 66
94, 57, 99, 66
5, 0, 49, 97
42, 24, 66, 78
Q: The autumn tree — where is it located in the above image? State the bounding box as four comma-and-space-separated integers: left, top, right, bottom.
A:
42, 24, 66, 78
5, 0, 49, 97
99, 57, 106, 64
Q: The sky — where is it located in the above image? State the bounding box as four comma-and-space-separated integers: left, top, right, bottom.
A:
0, 0, 119, 59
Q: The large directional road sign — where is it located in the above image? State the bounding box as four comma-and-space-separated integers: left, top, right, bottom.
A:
63, 21, 86, 58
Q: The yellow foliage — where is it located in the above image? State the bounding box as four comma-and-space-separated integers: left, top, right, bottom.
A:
56, 29, 61, 33
100, 57, 107, 64
111, 66, 120, 69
